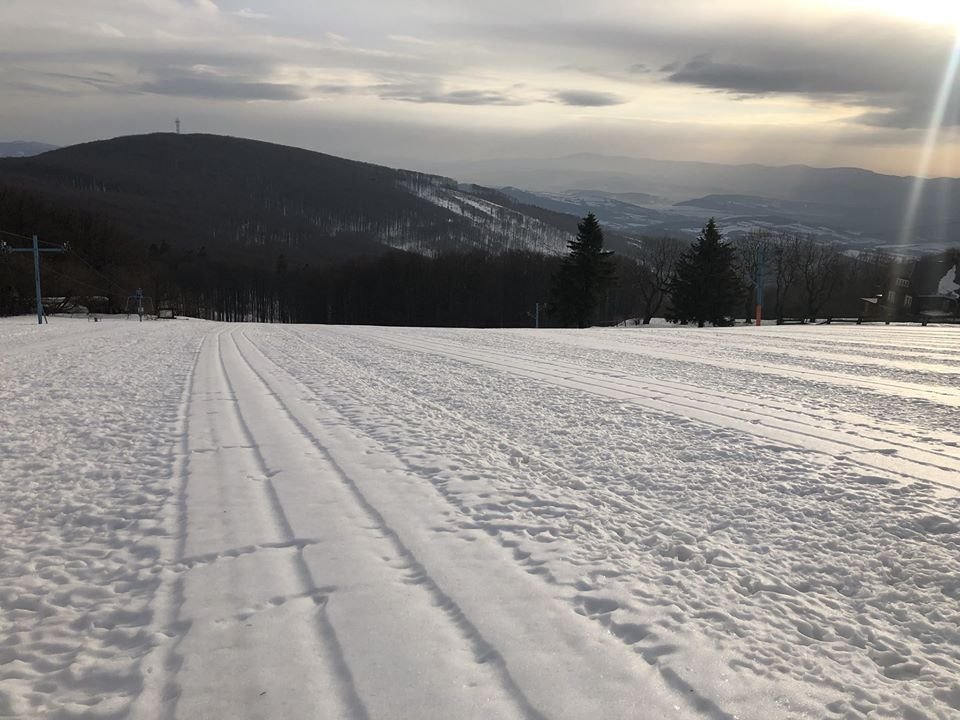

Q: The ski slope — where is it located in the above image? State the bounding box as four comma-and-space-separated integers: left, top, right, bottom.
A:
2, 317, 959, 719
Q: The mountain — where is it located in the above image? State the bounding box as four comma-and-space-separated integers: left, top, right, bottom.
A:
0, 134, 599, 265
435, 155, 960, 255
0, 141, 58, 158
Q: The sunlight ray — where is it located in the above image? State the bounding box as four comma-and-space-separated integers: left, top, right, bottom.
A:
898, 30, 960, 248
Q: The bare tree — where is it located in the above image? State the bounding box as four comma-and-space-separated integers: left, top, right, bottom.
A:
733, 229, 773, 322
853, 249, 894, 300
636, 235, 684, 324
797, 236, 842, 322
769, 232, 802, 323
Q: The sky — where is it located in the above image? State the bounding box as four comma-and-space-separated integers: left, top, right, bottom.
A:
2, 0, 960, 177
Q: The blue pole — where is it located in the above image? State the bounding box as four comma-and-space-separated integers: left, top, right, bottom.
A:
33, 234, 43, 325
755, 244, 764, 326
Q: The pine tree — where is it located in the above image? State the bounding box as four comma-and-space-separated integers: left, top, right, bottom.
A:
551, 213, 615, 328
669, 218, 743, 328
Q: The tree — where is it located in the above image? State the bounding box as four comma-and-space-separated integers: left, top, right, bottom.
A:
733, 229, 773, 322
636, 235, 684, 324
669, 218, 743, 328
551, 213, 616, 328
797, 236, 842, 322
770, 232, 802, 324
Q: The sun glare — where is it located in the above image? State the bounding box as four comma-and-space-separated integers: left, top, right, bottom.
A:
836, 0, 960, 27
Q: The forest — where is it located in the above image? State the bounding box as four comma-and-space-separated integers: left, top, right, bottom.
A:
3, 179, 949, 327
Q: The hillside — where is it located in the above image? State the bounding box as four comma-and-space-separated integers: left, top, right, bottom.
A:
0, 141, 58, 158
0, 134, 585, 264
2, 135, 653, 325
440, 154, 960, 254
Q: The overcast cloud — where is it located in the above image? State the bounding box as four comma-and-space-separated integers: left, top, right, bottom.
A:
0, 0, 958, 175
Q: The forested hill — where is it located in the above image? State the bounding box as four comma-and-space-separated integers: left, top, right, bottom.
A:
2, 134, 647, 325
0, 133, 585, 263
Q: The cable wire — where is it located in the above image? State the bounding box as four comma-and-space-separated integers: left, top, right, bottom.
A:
0, 227, 36, 242
41, 265, 115, 297
60, 248, 129, 293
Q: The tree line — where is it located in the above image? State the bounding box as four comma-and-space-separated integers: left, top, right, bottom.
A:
550, 214, 936, 328
0, 183, 944, 327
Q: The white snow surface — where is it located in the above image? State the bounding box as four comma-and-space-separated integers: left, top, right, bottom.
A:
2, 317, 960, 720
938, 267, 959, 299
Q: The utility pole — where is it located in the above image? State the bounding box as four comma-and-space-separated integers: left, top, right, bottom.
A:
755, 244, 764, 327
1, 234, 67, 324
528, 302, 541, 329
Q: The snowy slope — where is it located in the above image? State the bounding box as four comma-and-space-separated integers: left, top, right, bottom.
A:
399, 178, 572, 255
2, 318, 960, 719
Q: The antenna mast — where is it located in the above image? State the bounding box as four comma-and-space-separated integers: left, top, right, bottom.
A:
175, 118, 181, 134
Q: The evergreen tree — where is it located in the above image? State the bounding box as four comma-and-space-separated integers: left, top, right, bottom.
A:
669, 218, 743, 328
551, 213, 616, 328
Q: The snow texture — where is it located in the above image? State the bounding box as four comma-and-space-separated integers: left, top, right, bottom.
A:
2, 317, 959, 719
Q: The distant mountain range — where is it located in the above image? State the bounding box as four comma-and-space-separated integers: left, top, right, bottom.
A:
433, 155, 960, 256
4, 136, 957, 261
0, 134, 631, 264
0, 141, 58, 158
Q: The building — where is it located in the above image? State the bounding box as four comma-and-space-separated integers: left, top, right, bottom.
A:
911, 250, 959, 323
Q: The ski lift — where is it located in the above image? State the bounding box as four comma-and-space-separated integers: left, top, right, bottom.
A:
124, 288, 156, 321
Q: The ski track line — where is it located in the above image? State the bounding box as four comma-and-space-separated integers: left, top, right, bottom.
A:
0, 321, 211, 719
340, 329, 960, 491
498, 330, 960, 403
422, 328, 960, 404
376, 330, 960, 469
273, 327, 671, 539
268, 329, 948, 659
136, 328, 368, 720
131, 328, 210, 720
322, 327, 960, 467
586, 331, 960, 378
398, 332, 960, 467
229, 329, 548, 720
269, 326, 571, 587
234, 328, 699, 720
212, 330, 371, 720
265, 327, 960, 718
597, 325, 960, 359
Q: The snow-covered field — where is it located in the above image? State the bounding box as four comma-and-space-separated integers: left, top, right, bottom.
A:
2, 317, 959, 719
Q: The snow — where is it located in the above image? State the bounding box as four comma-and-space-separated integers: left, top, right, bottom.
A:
2, 317, 960, 719
938, 267, 959, 299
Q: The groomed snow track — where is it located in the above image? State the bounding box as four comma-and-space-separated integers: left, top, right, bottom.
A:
2, 318, 959, 720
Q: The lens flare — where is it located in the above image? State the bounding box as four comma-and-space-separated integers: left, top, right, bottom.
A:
897, 31, 960, 248
834, 0, 960, 27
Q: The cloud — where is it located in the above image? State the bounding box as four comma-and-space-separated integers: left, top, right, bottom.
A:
3, 0, 960, 174
235, 8, 270, 20
663, 56, 884, 96
138, 73, 306, 101
855, 93, 960, 129
314, 83, 355, 95
553, 90, 627, 107
387, 34, 435, 46
96, 23, 126, 38
441, 13, 959, 129
647, 20, 959, 128
377, 84, 527, 106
